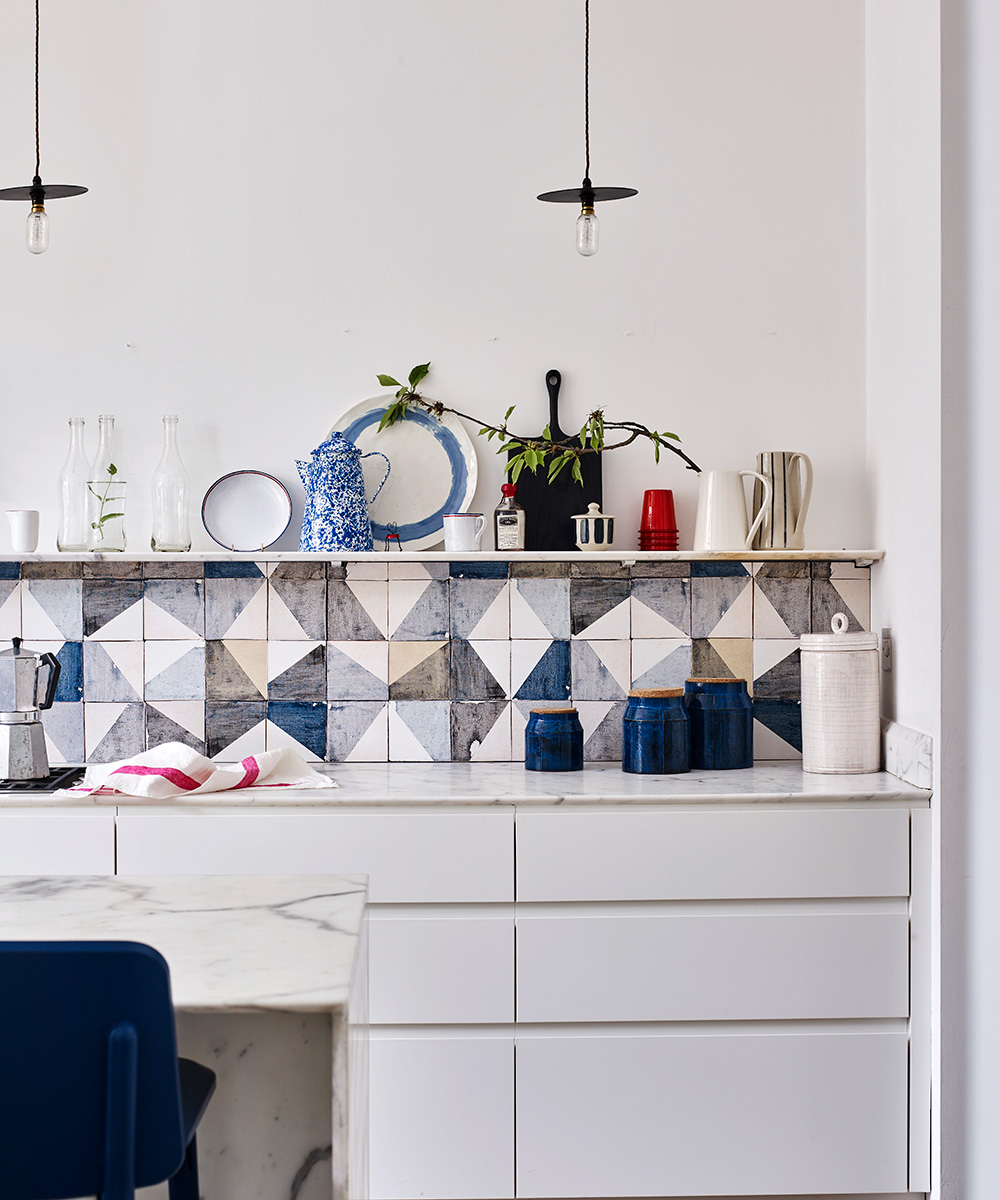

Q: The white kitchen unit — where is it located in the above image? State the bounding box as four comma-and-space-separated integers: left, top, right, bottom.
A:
9, 763, 930, 1200
0, 804, 115, 873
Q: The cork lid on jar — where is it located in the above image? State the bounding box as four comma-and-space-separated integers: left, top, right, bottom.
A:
686, 677, 747, 685
628, 688, 684, 698
529, 707, 578, 714
799, 612, 879, 652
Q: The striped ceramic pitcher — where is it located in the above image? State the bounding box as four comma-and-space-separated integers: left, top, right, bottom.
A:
751, 452, 813, 550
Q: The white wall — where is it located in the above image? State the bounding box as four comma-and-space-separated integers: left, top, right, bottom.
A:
0, 0, 867, 552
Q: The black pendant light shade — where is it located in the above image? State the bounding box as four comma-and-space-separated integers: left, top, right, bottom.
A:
0, 0, 87, 252
537, 0, 636, 254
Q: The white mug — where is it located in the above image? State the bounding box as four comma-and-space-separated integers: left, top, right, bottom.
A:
752, 452, 813, 550
443, 512, 486, 553
6, 510, 39, 554
692, 471, 773, 552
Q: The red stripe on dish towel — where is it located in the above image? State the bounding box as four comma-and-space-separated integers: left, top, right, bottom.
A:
110, 764, 203, 791
233, 756, 261, 788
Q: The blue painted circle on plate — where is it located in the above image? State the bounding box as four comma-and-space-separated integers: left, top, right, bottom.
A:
341, 407, 469, 543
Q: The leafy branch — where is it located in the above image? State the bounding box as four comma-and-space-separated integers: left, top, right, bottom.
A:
88, 463, 124, 540
374, 363, 701, 482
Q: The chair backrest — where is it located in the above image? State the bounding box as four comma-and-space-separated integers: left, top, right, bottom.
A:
0, 941, 186, 1200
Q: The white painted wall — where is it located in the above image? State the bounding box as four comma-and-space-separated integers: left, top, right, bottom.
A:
0, 0, 866, 552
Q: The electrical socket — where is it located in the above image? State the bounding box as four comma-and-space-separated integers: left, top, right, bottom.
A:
881, 627, 892, 672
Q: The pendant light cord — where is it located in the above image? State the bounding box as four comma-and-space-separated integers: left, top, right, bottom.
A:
33, 0, 40, 181
581, 0, 588, 182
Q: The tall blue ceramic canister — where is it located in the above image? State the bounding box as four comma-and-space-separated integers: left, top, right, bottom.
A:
622, 688, 691, 774
524, 707, 584, 772
684, 678, 754, 770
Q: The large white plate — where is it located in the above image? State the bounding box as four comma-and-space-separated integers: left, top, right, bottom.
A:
331, 396, 478, 551
201, 471, 292, 551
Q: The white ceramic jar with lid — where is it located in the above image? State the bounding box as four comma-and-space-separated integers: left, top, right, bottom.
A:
799, 613, 880, 774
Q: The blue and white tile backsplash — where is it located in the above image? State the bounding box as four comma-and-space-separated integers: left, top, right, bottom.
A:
0, 558, 872, 765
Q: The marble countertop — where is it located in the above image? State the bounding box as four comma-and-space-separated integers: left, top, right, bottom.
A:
7, 549, 885, 563
0, 874, 367, 1012
1, 762, 930, 808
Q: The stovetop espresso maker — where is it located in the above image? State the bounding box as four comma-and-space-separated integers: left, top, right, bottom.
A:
0, 638, 61, 779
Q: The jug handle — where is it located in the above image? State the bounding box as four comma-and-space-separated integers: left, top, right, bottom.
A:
361, 451, 391, 504
741, 471, 773, 549
38, 652, 61, 711
790, 453, 813, 541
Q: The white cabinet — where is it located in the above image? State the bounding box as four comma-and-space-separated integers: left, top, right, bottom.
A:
0, 807, 115, 873
370, 1035, 514, 1200
515, 1030, 909, 1197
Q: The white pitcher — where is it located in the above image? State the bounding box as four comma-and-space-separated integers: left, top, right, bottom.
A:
751, 451, 813, 550
692, 470, 773, 553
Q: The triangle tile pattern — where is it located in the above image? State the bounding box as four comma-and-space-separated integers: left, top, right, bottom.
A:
85, 702, 145, 763
576, 700, 627, 761
570, 579, 631, 640
328, 580, 387, 640
268, 643, 327, 700
630, 639, 692, 690
205, 577, 267, 640
753, 577, 810, 638
691, 575, 753, 638
327, 701, 388, 761
511, 640, 572, 703
145, 701, 207, 755
811, 578, 870, 633
268, 577, 327, 640
24, 641, 84, 703
83, 641, 143, 703
450, 579, 510, 640
147, 700, 205, 740
84, 582, 144, 640
327, 642, 389, 701
691, 638, 753, 687
0, 581, 21, 640
389, 701, 451, 762
206, 701, 267, 760
388, 642, 451, 701
752, 699, 802, 755
143, 579, 205, 639
450, 640, 509, 700
144, 641, 206, 701
206, 640, 267, 700
22, 580, 83, 641
450, 701, 511, 762
43, 701, 84, 764
266, 701, 327, 760
753, 641, 801, 697
629, 579, 691, 639
509, 578, 570, 640
570, 641, 630, 701
389, 580, 449, 641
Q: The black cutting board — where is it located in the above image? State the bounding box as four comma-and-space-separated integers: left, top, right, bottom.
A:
510, 370, 603, 551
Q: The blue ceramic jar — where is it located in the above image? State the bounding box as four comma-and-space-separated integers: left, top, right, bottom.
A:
684, 677, 753, 770
525, 708, 584, 772
622, 688, 690, 774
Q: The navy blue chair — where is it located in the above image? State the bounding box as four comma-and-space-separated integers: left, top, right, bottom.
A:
0, 941, 216, 1200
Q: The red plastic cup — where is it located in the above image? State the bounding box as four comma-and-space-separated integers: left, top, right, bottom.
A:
640, 489, 676, 532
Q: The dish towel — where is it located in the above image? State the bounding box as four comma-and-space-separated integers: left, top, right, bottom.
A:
56, 743, 338, 798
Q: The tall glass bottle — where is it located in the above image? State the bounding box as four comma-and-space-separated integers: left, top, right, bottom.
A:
56, 417, 91, 552
87, 414, 127, 552
151, 415, 192, 552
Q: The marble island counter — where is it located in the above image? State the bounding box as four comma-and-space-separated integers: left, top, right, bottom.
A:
2, 761, 931, 808
0, 874, 369, 1200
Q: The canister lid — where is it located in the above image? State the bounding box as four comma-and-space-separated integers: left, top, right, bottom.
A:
529, 706, 578, 714
628, 688, 683, 698
686, 677, 747, 684
799, 612, 879, 652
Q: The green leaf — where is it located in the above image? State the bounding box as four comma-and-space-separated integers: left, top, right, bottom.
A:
107, 463, 118, 476
548, 454, 570, 482
505, 405, 516, 421
571, 458, 584, 485
542, 424, 552, 441
478, 427, 490, 436
377, 374, 401, 388
98, 512, 124, 525
395, 387, 408, 399
408, 362, 430, 388
510, 458, 525, 484
654, 444, 660, 463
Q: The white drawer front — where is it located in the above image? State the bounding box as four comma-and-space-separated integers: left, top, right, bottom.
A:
515, 1030, 909, 1197
116, 810, 513, 902
516, 808, 910, 900
517, 910, 909, 1021
0, 810, 115, 874
370, 1034, 513, 1199
369, 913, 513, 1024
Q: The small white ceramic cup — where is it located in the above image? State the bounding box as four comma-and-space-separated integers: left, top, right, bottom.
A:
443, 513, 486, 553
6, 510, 39, 554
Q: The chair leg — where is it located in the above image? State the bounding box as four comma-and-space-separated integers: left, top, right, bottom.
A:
168, 1135, 201, 1200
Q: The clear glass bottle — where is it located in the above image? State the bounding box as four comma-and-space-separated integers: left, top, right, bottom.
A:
494, 482, 525, 550
56, 417, 91, 551
87, 414, 127, 552
151, 415, 192, 552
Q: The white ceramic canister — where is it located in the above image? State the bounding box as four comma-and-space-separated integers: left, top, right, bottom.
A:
799, 613, 880, 774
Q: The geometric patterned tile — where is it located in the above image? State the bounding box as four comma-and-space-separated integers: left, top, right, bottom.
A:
388, 579, 449, 641
327, 701, 389, 762
21, 579, 82, 641
268, 576, 327, 640
144, 640, 206, 701
205, 640, 267, 700
570, 578, 630, 639
691, 637, 754, 690
449, 578, 509, 640
204, 562, 267, 579
82, 640, 144, 703
752, 698, 802, 758
690, 561, 751, 578
389, 700, 451, 762
21, 562, 81, 578
267, 642, 326, 701
142, 560, 205, 579
0, 561, 20, 579
143, 578, 205, 639
811, 577, 871, 633
388, 641, 451, 702
449, 640, 509, 700
509, 578, 570, 640
570, 640, 630, 701
83, 580, 144, 640
510, 640, 572, 703
753, 577, 810, 638
23, 640, 83, 703
145, 700, 207, 755
450, 700, 512, 762
576, 699, 627, 762
84, 701, 146, 762
0, 580, 21, 640
42, 700, 85, 764
690, 575, 753, 638
388, 561, 451, 581
327, 580, 388, 641
204, 576, 267, 640
752, 561, 811, 579
326, 641, 389, 701
752, 641, 801, 700
448, 561, 508, 579
266, 700, 327, 761
629, 638, 692, 690
205, 701, 267, 761
629, 578, 691, 638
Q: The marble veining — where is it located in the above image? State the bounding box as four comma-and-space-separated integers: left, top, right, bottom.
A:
883, 719, 934, 789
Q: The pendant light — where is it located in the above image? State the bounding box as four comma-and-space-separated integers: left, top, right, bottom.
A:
537, 0, 636, 256
0, 0, 87, 253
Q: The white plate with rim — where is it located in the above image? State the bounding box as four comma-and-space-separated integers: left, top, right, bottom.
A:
331, 396, 478, 551
201, 471, 293, 551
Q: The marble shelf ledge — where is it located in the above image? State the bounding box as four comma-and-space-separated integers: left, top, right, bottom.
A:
6, 548, 885, 564
1, 762, 930, 808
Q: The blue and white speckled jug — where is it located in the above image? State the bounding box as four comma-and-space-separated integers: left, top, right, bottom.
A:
297, 432, 390, 552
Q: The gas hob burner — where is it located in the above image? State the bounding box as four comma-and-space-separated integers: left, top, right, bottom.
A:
0, 766, 86, 793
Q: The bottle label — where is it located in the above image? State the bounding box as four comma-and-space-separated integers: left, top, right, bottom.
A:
496, 513, 522, 550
